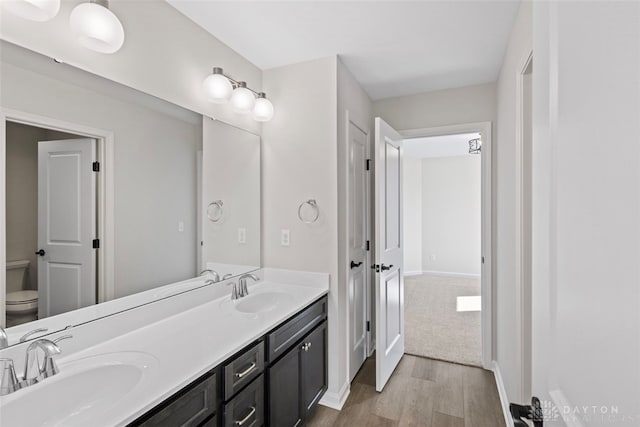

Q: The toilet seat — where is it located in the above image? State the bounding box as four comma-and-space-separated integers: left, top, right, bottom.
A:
6, 290, 38, 313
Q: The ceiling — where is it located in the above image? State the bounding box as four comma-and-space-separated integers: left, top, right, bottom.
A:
167, 0, 520, 100
404, 133, 481, 158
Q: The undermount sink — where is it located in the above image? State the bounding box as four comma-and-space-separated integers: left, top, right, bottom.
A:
223, 291, 293, 314
0, 351, 158, 427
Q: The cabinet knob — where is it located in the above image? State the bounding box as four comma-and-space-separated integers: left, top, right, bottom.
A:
301, 342, 312, 352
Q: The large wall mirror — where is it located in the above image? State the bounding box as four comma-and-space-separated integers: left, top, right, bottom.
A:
1, 41, 261, 344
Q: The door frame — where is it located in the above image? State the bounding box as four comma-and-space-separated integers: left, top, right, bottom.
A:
515, 49, 534, 402
400, 121, 493, 369
0, 108, 115, 327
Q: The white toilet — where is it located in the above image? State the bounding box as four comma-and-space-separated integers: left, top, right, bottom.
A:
6, 260, 38, 326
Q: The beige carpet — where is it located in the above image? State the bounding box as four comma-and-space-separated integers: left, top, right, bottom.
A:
404, 274, 482, 367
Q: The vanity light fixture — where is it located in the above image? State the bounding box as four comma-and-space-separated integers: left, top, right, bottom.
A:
230, 81, 256, 114
203, 67, 234, 104
253, 92, 275, 122
2, 0, 61, 22
69, 0, 125, 54
203, 67, 275, 121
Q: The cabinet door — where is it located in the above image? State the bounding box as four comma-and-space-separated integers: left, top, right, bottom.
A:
301, 320, 328, 416
268, 345, 302, 427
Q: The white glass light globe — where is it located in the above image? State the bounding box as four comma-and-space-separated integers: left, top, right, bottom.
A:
230, 83, 255, 114
69, 2, 125, 54
203, 73, 233, 104
253, 96, 274, 122
2, 0, 60, 22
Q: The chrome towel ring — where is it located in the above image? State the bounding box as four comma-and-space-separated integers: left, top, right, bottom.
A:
298, 199, 319, 224
207, 200, 224, 222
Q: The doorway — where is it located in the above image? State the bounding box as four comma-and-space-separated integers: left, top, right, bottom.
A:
402, 132, 483, 366
2, 113, 112, 328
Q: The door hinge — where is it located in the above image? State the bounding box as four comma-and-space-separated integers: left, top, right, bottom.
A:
92, 161, 100, 172
93, 239, 100, 249
365, 159, 371, 171
366, 321, 370, 332
482, 256, 485, 264
365, 240, 370, 251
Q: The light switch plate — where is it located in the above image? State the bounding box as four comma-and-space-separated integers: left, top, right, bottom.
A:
281, 229, 290, 247
238, 228, 246, 244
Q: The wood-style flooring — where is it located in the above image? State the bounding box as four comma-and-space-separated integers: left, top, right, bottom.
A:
307, 355, 505, 427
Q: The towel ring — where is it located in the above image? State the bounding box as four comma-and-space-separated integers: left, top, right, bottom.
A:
298, 199, 319, 224
207, 200, 224, 222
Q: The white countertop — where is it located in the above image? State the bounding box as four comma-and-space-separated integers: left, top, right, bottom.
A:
0, 269, 328, 427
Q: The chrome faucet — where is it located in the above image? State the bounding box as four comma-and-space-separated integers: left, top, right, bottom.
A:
23, 339, 62, 386
0, 335, 70, 395
200, 269, 221, 283
237, 273, 260, 298
0, 327, 8, 349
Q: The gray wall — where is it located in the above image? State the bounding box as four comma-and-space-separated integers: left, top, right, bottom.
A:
2, 44, 202, 299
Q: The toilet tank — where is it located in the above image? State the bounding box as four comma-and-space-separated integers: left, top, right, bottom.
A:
6, 260, 30, 294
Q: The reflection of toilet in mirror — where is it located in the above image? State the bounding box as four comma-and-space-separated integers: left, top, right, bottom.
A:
6, 260, 38, 327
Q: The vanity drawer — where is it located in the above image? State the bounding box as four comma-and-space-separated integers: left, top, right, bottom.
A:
266, 296, 327, 362
134, 371, 217, 427
223, 375, 264, 427
223, 341, 264, 400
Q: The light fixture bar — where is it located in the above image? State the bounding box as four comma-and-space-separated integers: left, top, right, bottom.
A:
213, 67, 262, 97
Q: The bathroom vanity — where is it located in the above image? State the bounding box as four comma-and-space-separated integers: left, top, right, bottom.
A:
131, 296, 328, 427
0, 270, 329, 427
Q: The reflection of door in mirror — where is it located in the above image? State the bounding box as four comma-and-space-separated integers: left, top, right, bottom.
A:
5, 122, 98, 327
201, 119, 261, 278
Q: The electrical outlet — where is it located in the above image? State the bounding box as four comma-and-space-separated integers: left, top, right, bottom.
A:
281, 229, 290, 247
430, 254, 436, 261
178, 221, 185, 233
238, 228, 246, 244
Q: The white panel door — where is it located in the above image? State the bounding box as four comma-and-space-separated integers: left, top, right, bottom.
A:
374, 117, 404, 392
38, 139, 96, 318
348, 122, 368, 381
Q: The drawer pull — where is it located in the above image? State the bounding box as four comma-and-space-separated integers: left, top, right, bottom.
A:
235, 406, 256, 426
235, 362, 256, 379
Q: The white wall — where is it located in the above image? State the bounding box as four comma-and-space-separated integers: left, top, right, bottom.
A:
0, 0, 262, 134
2, 43, 202, 298
261, 57, 343, 399
373, 83, 496, 131
403, 157, 423, 274
532, 1, 640, 420
421, 155, 481, 276
495, 0, 532, 404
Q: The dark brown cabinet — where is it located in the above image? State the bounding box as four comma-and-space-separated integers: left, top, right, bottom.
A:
267, 320, 328, 427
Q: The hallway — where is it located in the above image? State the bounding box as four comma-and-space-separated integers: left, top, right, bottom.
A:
307, 355, 505, 427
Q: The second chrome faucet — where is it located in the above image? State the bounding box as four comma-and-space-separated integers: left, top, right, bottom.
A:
228, 273, 260, 300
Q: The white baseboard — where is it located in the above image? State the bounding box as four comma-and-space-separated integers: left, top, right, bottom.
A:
319, 381, 350, 410
404, 271, 423, 277
491, 360, 514, 427
415, 270, 481, 279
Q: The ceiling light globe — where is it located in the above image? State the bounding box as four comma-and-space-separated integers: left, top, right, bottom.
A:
253, 94, 274, 122
69, 1, 125, 54
2, 0, 60, 21
230, 82, 255, 114
203, 73, 233, 104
